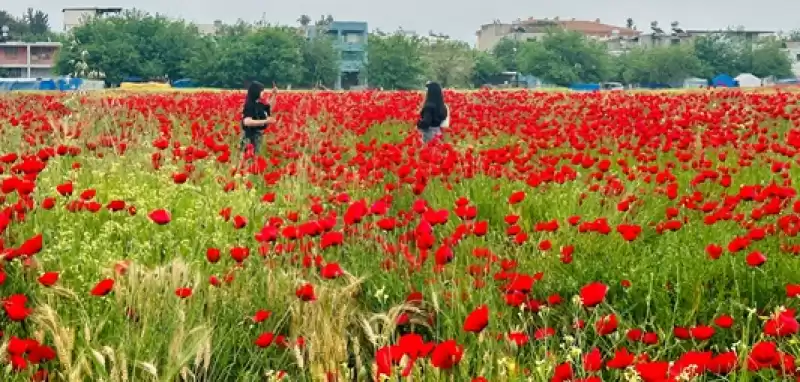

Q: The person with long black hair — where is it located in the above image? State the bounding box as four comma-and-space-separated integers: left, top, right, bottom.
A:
240, 81, 277, 156
416, 81, 449, 144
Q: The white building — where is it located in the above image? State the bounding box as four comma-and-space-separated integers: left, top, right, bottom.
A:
785, 41, 800, 77
476, 18, 638, 52
62, 7, 122, 32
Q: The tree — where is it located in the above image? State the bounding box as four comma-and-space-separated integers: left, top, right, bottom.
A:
316, 14, 334, 27
492, 38, 521, 71
620, 45, 701, 85
471, 50, 503, 87
626, 18, 635, 30
298, 15, 311, 27
0, 10, 20, 36
366, 32, 425, 89
516, 30, 611, 86
789, 29, 800, 41
421, 37, 474, 88
748, 40, 793, 78
693, 34, 747, 78
184, 26, 304, 88
0, 8, 54, 42
299, 34, 339, 88
23, 8, 49, 36
56, 10, 205, 84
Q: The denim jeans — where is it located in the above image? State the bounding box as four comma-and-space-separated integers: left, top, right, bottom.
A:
240, 128, 263, 154
419, 126, 442, 144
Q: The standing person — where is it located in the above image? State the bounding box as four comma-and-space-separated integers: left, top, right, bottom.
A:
416, 81, 449, 144
240, 81, 277, 156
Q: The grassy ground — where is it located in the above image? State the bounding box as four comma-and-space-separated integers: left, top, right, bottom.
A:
1, 89, 800, 381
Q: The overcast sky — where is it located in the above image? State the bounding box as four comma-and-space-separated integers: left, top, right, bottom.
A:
6, 0, 800, 43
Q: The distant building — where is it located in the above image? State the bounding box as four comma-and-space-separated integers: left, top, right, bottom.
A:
784, 41, 800, 77
195, 20, 223, 36
476, 17, 639, 51
62, 7, 123, 32
606, 25, 775, 55
0, 41, 61, 78
305, 21, 368, 90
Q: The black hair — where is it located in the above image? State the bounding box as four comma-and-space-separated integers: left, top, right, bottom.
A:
422, 82, 447, 121
246, 81, 265, 104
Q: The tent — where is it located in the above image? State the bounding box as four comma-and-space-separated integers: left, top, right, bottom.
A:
711, 74, 737, 87
683, 77, 708, 88
735, 73, 762, 88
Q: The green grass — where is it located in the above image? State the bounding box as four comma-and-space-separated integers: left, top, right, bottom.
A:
1, 90, 800, 381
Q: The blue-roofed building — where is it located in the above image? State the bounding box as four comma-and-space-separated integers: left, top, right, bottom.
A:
305, 21, 368, 90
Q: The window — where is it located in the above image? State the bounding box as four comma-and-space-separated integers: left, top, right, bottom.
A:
341, 51, 364, 61
2, 47, 19, 58
796, 53, 800, 61
343, 33, 364, 44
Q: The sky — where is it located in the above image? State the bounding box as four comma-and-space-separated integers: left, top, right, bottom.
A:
5, 0, 800, 43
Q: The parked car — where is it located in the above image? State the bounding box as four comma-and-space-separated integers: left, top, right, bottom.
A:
601, 82, 624, 91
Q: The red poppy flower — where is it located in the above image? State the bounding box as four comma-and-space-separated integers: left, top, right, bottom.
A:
463, 305, 489, 333
148, 209, 171, 225
37, 272, 59, 287
580, 282, 608, 307
91, 278, 114, 296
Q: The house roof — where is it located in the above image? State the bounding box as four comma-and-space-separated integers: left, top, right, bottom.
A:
685, 29, 773, 35
511, 18, 639, 37
61, 7, 122, 13
558, 20, 640, 37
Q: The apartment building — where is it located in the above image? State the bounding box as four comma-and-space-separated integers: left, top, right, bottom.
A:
0, 42, 61, 78
476, 17, 638, 51
606, 24, 775, 55
305, 21, 368, 89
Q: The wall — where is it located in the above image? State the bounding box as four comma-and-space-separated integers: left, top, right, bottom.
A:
63, 10, 95, 32
786, 42, 800, 77
476, 24, 512, 51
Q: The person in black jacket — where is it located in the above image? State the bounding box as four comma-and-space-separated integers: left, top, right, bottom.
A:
240, 81, 277, 156
416, 81, 448, 144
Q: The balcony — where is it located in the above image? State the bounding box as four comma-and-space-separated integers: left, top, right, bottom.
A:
30, 47, 57, 65
340, 60, 364, 73
335, 41, 366, 52
0, 47, 27, 66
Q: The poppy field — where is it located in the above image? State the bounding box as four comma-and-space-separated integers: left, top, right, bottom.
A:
2, 89, 800, 381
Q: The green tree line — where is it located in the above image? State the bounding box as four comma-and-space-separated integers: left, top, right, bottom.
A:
8, 7, 794, 88
0, 8, 56, 42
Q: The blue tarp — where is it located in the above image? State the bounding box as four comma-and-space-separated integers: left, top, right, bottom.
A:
0, 77, 105, 92
569, 83, 601, 91
0, 78, 57, 91
57, 77, 84, 91
712, 74, 737, 87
